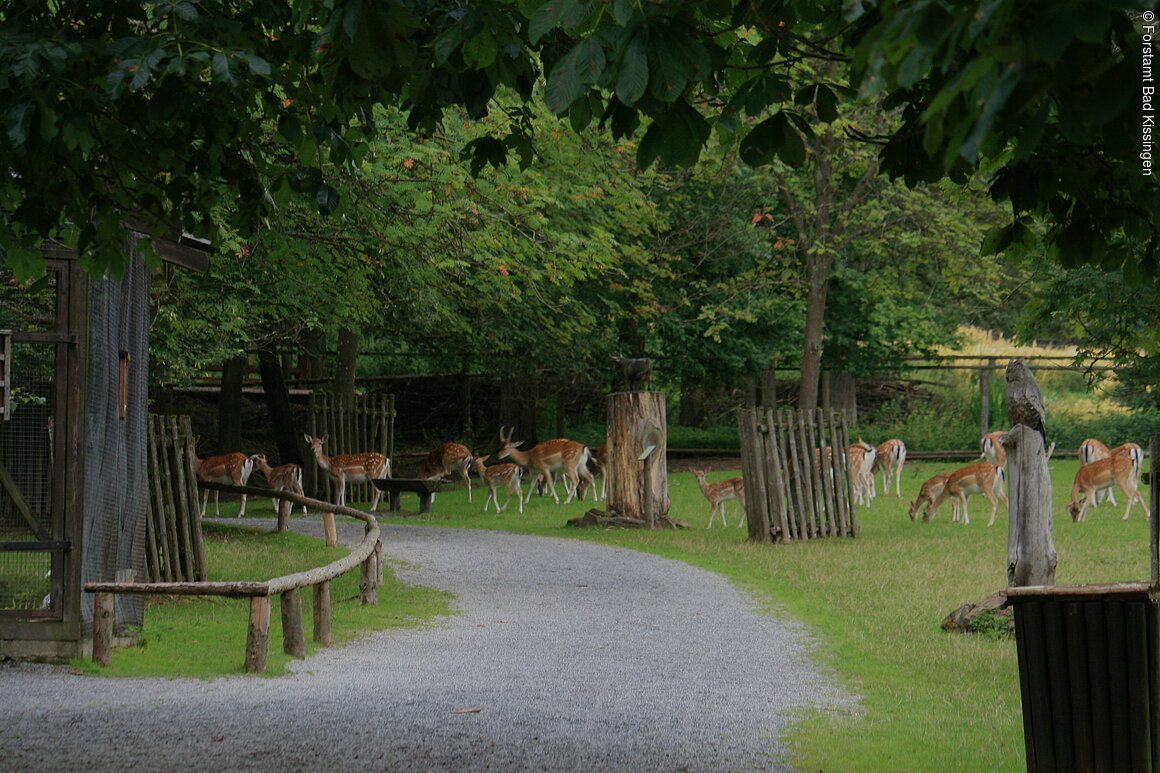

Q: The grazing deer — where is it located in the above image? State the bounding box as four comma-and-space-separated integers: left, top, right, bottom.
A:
692, 469, 746, 529
908, 472, 961, 523
303, 434, 391, 511
472, 455, 524, 514
577, 443, 608, 502
872, 439, 907, 497
194, 443, 255, 518
1078, 439, 1141, 506
250, 454, 306, 515
1067, 455, 1150, 522
926, 462, 1007, 526
848, 440, 877, 507
980, 431, 1007, 468
496, 426, 593, 505
417, 442, 473, 502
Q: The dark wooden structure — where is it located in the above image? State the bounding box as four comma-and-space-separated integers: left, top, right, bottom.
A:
737, 407, 857, 543
0, 233, 207, 662
373, 478, 441, 514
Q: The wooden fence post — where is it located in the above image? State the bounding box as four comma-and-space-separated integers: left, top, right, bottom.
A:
92, 592, 114, 667
314, 581, 332, 646
245, 596, 271, 673
281, 589, 306, 659
1005, 425, 1057, 587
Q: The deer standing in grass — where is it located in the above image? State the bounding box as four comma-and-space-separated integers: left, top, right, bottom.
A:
908, 472, 962, 522
496, 426, 593, 505
250, 454, 306, 515
693, 469, 746, 529
417, 442, 473, 502
472, 455, 524, 514
1067, 455, 1150, 522
925, 462, 1007, 526
194, 441, 255, 518
848, 440, 877, 507
304, 434, 391, 511
872, 438, 907, 497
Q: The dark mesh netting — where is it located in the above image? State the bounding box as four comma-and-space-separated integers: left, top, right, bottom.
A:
79, 241, 150, 634
0, 274, 57, 612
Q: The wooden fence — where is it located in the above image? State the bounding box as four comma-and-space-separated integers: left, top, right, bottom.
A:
308, 392, 395, 504
87, 488, 382, 673
145, 415, 205, 582
738, 407, 858, 544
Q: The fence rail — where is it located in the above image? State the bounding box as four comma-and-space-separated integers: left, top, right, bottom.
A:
86, 487, 381, 673
739, 407, 858, 543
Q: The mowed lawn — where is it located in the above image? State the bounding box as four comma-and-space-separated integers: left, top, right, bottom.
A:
366, 454, 1154, 773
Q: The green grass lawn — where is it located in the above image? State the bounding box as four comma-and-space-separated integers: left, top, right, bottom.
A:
88, 456, 1153, 771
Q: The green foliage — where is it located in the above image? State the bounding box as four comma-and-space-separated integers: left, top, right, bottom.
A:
966, 608, 1015, 641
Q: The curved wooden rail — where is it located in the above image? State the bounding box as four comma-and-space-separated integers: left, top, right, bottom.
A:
84, 484, 381, 673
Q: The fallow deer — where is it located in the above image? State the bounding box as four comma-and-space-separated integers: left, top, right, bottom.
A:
250, 453, 306, 515
472, 454, 524, 514
872, 439, 907, 497
692, 469, 746, 529
496, 426, 593, 505
304, 434, 391, 511
1067, 455, 1150, 523
417, 442, 473, 502
926, 462, 1007, 526
194, 445, 255, 518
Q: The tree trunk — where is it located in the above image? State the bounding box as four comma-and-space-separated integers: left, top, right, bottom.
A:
1005, 425, 1057, 587
334, 327, 359, 450
832, 371, 857, 426
678, 382, 706, 427
798, 248, 834, 412
606, 391, 669, 527
217, 355, 246, 450
499, 376, 539, 447
257, 349, 302, 466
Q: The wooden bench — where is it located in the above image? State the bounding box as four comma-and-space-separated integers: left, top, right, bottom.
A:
372, 478, 441, 514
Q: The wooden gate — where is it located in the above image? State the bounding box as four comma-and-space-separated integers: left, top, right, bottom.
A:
145, 415, 205, 582
307, 392, 395, 505
738, 407, 858, 543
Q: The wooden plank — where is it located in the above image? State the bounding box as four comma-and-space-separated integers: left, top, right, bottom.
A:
764, 408, 791, 543
181, 416, 207, 580
168, 416, 196, 581
144, 416, 165, 581
1085, 600, 1114, 771
1043, 601, 1074, 772
1017, 601, 1057, 772
795, 410, 818, 538
782, 410, 808, 541
161, 417, 184, 580
1105, 602, 1132, 773
1063, 602, 1094, 772
1125, 602, 1152, 773
245, 596, 271, 673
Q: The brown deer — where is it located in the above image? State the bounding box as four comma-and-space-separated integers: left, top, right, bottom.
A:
496, 426, 593, 505
926, 462, 1007, 526
872, 439, 907, 497
250, 454, 306, 515
1067, 455, 1150, 523
980, 431, 1008, 468
304, 434, 391, 511
908, 471, 962, 522
194, 441, 255, 518
692, 469, 746, 529
848, 440, 877, 507
417, 442, 473, 502
471, 455, 524, 514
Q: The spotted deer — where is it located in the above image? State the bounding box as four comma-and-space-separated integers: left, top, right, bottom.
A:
472, 454, 524, 514
1067, 455, 1150, 523
250, 454, 306, 515
304, 434, 391, 511
926, 462, 1007, 526
194, 444, 255, 518
496, 426, 593, 505
417, 442, 473, 502
908, 471, 962, 523
872, 438, 907, 497
692, 469, 746, 529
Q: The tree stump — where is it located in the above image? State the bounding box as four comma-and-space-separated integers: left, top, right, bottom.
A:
605, 391, 671, 528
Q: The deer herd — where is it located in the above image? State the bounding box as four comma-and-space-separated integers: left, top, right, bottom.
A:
193, 426, 1150, 529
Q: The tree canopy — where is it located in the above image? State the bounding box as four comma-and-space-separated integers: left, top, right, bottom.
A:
2, 1, 1156, 281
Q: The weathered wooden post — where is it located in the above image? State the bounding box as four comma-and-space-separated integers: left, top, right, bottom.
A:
313, 581, 332, 646
280, 589, 306, 659
244, 596, 271, 673
1004, 425, 1056, 587
91, 592, 114, 667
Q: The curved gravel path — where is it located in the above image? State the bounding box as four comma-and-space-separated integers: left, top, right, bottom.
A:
2, 519, 857, 772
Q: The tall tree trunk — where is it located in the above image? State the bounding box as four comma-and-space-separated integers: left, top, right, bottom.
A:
499, 376, 539, 447
258, 349, 302, 467
217, 355, 246, 451
334, 327, 359, 451
797, 252, 832, 412
678, 382, 706, 427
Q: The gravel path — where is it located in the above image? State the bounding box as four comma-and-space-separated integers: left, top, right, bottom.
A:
2, 519, 857, 772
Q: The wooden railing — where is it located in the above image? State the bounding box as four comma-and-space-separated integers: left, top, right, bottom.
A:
84, 486, 381, 673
